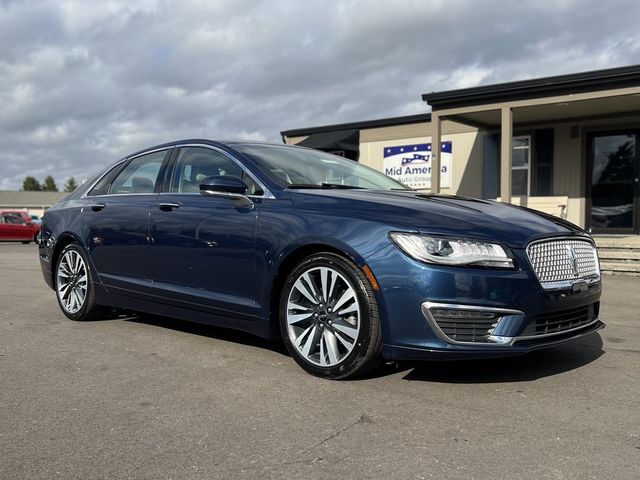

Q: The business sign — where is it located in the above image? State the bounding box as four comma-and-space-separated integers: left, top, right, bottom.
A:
382, 141, 452, 189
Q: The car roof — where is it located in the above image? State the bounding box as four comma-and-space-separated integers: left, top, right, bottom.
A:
125, 139, 292, 158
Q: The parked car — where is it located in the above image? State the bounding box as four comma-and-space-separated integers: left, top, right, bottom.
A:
30, 214, 42, 224
0, 210, 33, 224
1, 211, 41, 243
38, 140, 603, 379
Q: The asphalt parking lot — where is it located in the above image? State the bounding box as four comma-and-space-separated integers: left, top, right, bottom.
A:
0, 243, 639, 480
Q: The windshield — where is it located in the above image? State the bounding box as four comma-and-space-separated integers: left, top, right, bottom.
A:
233, 143, 411, 190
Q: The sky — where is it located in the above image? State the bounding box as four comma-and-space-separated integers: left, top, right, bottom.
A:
1, 0, 640, 190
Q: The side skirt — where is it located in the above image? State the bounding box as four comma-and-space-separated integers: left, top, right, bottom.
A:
94, 283, 272, 339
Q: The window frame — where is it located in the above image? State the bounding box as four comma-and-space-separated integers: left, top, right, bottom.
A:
108, 149, 169, 196
85, 148, 173, 197
162, 144, 273, 199
512, 135, 531, 197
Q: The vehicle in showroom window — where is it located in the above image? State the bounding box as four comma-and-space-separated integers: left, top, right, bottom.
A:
38, 140, 603, 379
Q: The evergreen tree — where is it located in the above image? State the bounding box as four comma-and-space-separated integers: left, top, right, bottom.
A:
64, 176, 78, 192
42, 175, 58, 192
22, 176, 41, 191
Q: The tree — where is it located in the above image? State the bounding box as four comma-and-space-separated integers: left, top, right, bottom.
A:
22, 176, 41, 191
42, 175, 58, 192
600, 140, 634, 182
64, 176, 78, 193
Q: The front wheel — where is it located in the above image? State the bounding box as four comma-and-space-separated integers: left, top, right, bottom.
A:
55, 243, 106, 321
279, 253, 382, 379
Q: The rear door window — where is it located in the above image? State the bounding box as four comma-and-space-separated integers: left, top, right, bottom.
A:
109, 150, 168, 195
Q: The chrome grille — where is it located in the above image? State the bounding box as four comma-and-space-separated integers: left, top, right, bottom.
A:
520, 302, 599, 337
526, 238, 599, 289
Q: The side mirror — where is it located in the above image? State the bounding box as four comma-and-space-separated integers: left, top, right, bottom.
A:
199, 175, 248, 194
199, 176, 253, 208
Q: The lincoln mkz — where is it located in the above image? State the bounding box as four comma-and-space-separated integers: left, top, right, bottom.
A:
38, 140, 603, 378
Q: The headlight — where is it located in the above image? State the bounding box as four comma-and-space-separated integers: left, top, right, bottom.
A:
389, 233, 514, 268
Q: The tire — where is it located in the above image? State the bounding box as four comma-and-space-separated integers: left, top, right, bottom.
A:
21, 241, 30, 244
54, 242, 106, 321
279, 253, 382, 379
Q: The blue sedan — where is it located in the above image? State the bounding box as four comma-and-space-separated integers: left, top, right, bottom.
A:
38, 140, 603, 379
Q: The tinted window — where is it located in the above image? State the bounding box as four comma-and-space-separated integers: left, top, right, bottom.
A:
110, 150, 167, 195
2, 214, 23, 224
533, 128, 554, 196
87, 163, 124, 197
170, 147, 262, 195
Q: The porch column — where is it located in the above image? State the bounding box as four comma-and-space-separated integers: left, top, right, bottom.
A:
431, 112, 441, 194
500, 106, 513, 203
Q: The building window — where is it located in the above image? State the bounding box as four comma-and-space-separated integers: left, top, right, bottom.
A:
512, 135, 531, 196
483, 130, 553, 199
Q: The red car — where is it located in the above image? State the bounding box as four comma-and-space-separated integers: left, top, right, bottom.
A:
0, 210, 41, 243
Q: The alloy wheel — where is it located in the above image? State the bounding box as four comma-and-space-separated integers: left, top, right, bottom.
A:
56, 250, 88, 314
286, 266, 361, 367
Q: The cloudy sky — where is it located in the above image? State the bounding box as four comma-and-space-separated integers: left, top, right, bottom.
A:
1, 0, 640, 190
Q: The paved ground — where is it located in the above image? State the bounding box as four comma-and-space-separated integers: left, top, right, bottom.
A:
0, 243, 638, 480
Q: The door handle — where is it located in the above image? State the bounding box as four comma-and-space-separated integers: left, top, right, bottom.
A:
159, 202, 181, 211
91, 203, 106, 212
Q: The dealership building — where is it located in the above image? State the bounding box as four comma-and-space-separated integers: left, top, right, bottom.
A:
282, 65, 640, 237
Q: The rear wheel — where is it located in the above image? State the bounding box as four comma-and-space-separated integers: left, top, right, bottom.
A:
55, 243, 106, 321
279, 253, 382, 379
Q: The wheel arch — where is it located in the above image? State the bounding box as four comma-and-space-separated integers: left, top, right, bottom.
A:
49, 233, 90, 287
267, 242, 363, 341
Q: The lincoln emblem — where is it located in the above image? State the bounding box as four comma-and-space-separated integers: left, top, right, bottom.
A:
567, 245, 579, 277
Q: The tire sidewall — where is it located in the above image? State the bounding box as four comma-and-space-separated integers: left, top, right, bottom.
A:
279, 253, 379, 379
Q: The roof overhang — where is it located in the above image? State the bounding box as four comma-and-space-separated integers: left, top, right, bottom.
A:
423, 64, 640, 111
441, 89, 640, 129
280, 113, 431, 138
296, 129, 360, 152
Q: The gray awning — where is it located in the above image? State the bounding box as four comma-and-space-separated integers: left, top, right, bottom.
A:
297, 129, 359, 152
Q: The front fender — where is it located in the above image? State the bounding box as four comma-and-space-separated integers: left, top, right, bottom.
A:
253, 200, 397, 318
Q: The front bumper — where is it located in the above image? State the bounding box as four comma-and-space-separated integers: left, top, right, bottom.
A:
365, 243, 604, 361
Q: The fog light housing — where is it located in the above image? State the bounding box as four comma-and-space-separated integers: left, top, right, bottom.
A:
422, 302, 524, 344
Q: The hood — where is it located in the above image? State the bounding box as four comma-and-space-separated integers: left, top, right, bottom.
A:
288, 189, 585, 248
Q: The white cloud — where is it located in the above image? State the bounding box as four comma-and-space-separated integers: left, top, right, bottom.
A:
1, 0, 640, 189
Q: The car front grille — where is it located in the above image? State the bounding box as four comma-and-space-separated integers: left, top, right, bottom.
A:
526, 238, 599, 289
520, 302, 599, 337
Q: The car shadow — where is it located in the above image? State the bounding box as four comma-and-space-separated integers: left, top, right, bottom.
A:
118, 312, 604, 383
124, 313, 290, 357
393, 333, 605, 383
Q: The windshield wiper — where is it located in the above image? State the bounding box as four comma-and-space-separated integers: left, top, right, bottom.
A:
287, 183, 365, 190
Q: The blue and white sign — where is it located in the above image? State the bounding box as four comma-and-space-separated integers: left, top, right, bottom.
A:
382, 141, 452, 189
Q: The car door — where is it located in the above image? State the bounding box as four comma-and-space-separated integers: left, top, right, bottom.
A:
150, 145, 262, 317
83, 148, 171, 296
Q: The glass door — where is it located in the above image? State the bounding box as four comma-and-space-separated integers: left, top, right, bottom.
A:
588, 132, 640, 234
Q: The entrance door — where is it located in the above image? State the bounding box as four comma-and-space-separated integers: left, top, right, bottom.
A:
588, 132, 640, 234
